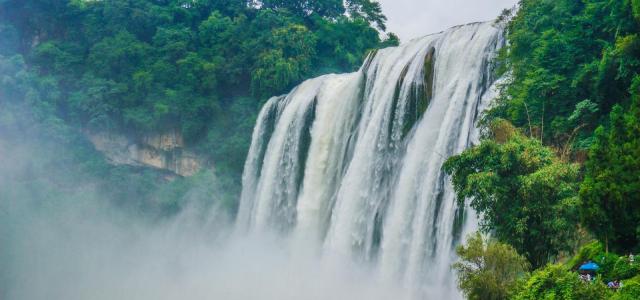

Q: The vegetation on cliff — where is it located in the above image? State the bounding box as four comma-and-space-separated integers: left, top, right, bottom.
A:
0, 0, 396, 212
447, 1, 640, 298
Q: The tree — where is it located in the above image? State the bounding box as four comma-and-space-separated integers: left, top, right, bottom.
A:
513, 264, 609, 300
490, 0, 640, 148
345, 0, 387, 31
88, 30, 151, 80
312, 16, 385, 72
251, 23, 317, 97
444, 121, 581, 268
259, 0, 345, 18
611, 275, 640, 300
0, 0, 395, 208
580, 77, 640, 253
453, 232, 529, 300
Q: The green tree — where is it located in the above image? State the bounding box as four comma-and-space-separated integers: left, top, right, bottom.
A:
251, 23, 317, 97
580, 77, 640, 253
88, 30, 151, 80
312, 16, 383, 72
259, 0, 345, 18
0, 0, 396, 209
453, 232, 529, 300
612, 275, 640, 300
513, 264, 609, 300
444, 121, 581, 268
345, 0, 387, 31
491, 0, 640, 148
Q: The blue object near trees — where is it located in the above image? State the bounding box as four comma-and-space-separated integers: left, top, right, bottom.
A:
579, 262, 600, 271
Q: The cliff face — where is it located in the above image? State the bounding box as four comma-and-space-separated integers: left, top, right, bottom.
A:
87, 129, 206, 177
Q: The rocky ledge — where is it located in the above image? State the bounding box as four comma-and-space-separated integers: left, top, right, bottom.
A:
87, 129, 206, 177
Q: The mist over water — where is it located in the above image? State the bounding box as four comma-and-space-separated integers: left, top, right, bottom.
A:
0, 138, 409, 300
2, 205, 407, 300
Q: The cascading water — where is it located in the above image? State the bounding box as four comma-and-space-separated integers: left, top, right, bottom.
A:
237, 22, 505, 298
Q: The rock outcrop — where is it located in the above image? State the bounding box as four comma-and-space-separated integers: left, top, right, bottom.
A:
87, 129, 206, 177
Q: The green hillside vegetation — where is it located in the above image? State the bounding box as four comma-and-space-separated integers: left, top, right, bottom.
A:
447, 0, 640, 298
0, 0, 397, 213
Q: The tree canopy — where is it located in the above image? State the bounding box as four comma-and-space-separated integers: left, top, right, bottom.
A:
580, 78, 640, 253
444, 121, 581, 268
445, 3, 640, 297
0, 0, 396, 199
0, 0, 395, 139
446, 0, 640, 266
490, 0, 640, 150
454, 232, 530, 300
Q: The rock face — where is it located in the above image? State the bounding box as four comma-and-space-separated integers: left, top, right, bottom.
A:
87, 129, 206, 177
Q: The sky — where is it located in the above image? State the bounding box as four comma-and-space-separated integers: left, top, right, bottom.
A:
378, 0, 519, 41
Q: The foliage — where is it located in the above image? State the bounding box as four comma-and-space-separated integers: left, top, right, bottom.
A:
345, 0, 387, 31
611, 275, 640, 300
491, 0, 640, 149
0, 0, 397, 206
513, 264, 610, 300
464, 1, 640, 285
255, 0, 387, 30
251, 23, 317, 97
453, 232, 529, 300
580, 78, 640, 253
510, 242, 640, 300
0, 53, 228, 215
566, 241, 640, 284
0, 0, 394, 141
612, 257, 640, 281
567, 241, 604, 266
444, 122, 581, 268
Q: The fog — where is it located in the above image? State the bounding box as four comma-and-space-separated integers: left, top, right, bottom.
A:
0, 135, 411, 300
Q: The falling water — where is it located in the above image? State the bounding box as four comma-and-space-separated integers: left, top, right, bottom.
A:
237, 22, 505, 298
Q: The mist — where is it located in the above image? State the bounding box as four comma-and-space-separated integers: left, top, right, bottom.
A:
0, 132, 410, 300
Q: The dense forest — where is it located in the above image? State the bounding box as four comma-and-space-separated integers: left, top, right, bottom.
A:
445, 0, 640, 299
0, 0, 397, 214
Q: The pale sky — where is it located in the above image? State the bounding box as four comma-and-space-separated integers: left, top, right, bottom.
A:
378, 0, 518, 41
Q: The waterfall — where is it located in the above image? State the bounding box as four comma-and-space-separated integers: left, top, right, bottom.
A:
237, 22, 505, 297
